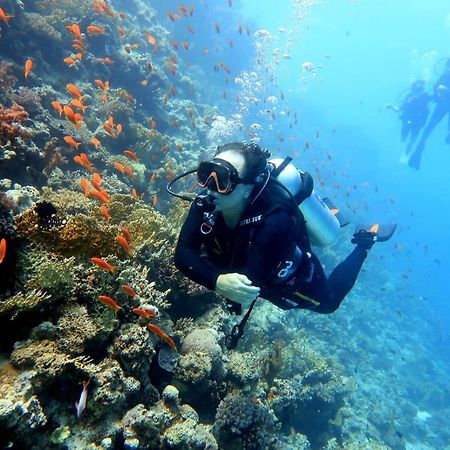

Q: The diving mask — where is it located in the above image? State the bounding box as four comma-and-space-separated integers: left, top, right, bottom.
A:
196, 158, 244, 194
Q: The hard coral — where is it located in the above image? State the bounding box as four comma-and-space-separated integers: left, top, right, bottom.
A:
0, 102, 31, 146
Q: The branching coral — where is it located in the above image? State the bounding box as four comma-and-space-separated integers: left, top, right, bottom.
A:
0, 102, 31, 146
0, 289, 51, 318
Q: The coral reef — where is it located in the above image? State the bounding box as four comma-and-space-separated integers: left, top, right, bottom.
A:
214, 393, 276, 449
0, 102, 31, 145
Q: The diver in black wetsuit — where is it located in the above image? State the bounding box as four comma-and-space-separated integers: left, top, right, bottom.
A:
397, 80, 431, 158
409, 60, 450, 169
174, 143, 394, 318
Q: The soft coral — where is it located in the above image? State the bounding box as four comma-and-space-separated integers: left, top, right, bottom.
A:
0, 102, 31, 145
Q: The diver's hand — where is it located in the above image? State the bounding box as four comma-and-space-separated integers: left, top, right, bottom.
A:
215, 273, 260, 307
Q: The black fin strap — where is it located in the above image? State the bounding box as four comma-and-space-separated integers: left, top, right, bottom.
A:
225, 298, 257, 350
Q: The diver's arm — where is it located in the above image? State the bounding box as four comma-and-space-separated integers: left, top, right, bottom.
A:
174, 203, 223, 290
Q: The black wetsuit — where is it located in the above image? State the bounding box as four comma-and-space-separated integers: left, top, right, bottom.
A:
175, 180, 368, 314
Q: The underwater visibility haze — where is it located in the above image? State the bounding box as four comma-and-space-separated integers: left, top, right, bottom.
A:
0, 0, 449, 449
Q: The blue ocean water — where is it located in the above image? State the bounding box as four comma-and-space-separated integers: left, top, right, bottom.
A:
0, 0, 449, 448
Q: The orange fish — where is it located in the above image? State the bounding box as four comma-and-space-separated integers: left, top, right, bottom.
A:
141, 79, 148, 86
114, 161, 125, 174
64, 136, 82, 149
123, 149, 139, 161
131, 188, 139, 199
91, 257, 116, 272
92, 172, 103, 185
145, 32, 157, 46
80, 178, 90, 196
186, 25, 195, 34
103, 123, 117, 138
88, 189, 109, 204
0, 7, 14, 25
0, 238, 6, 264
181, 41, 189, 50
133, 307, 158, 319
147, 323, 177, 351
120, 226, 131, 243
101, 93, 108, 103
63, 57, 77, 67
51, 101, 63, 116
167, 12, 181, 21
64, 105, 81, 127
122, 164, 135, 179
116, 124, 123, 133
67, 83, 83, 99
100, 205, 110, 221
66, 23, 82, 38
95, 79, 109, 91
24, 59, 33, 78
91, 137, 101, 148
122, 284, 137, 298
116, 234, 132, 255
71, 99, 87, 112
152, 194, 158, 207
98, 295, 121, 312
91, 177, 102, 191
87, 25, 105, 35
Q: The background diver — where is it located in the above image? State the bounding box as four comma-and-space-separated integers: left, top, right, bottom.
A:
386, 79, 431, 163
169, 143, 396, 347
408, 59, 450, 169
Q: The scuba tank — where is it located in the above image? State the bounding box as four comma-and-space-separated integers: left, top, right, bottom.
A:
269, 158, 341, 246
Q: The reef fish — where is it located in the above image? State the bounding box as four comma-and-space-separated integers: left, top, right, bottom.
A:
75, 380, 90, 419
132, 307, 158, 319
0, 7, 14, 25
90, 257, 116, 272
147, 323, 177, 351
98, 295, 122, 312
24, 59, 33, 78
0, 238, 6, 264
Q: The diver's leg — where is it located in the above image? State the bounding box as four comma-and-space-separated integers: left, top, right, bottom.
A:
409, 104, 446, 169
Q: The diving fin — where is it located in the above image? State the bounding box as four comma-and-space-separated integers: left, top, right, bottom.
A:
322, 197, 349, 227
354, 223, 397, 242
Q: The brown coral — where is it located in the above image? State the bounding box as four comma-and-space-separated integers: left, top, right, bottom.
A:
0, 102, 31, 145
15, 207, 118, 258
0, 62, 17, 92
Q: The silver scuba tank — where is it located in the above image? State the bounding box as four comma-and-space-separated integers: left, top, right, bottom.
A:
269, 158, 340, 246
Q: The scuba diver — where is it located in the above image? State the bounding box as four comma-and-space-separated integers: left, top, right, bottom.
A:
408, 59, 450, 169
169, 142, 396, 348
386, 80, 431, 163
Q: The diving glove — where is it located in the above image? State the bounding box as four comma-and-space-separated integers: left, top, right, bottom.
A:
215, 273, 260, 308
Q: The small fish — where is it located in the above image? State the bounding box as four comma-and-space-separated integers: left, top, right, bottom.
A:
67, 83, 83, 99
64, 105, 81, 127
80, 178, 90, 196
152, 194, 158, 207
141, 79, 149, 86
64, 136, 82, 149
66, 23, 82, 38
116, 124, 123, 133
99, 205, 110, 221
70, 99, 87, 112
0, 238, 6, 264
147, 323, 177, 351
131, 188, 139, 199
132, 307, 158, 319
120, 226, 131, 243
51, 101, 63, 116
91, 257, 116, 272
63, 57, 77, 67
0, 7, 14, 25
91, 137, 101, 148
181, 41, 189, 50
123, 149, 139, 161
122, 284, 137, 298
24, 59, 33, 78
98, 295, 122, 312
75, 380, 90, 419
87, 25, 106, 35
167, 12, 181, 21
117, 234, 132, 255
88, 189, 109, 204
145, 32, 157, 46
214, 22, 220, 33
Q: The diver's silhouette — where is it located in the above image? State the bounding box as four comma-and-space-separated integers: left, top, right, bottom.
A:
396, 80, 431, 162
409, 60, 450, 169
